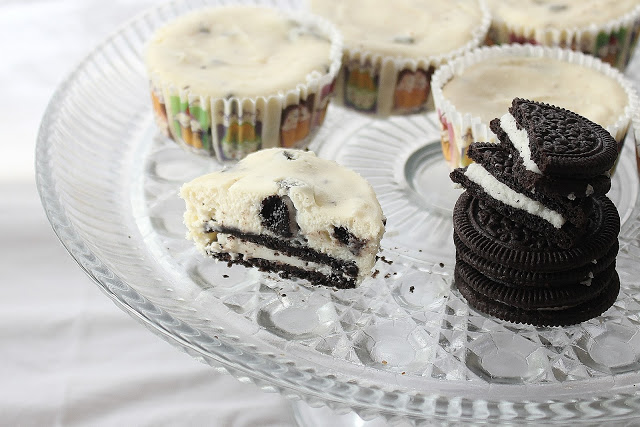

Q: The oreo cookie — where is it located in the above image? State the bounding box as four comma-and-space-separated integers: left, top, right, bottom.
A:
450, 143, 592, 247
454, 232, 618, 288
455, 259, 616, 309
506, 98, 619, 178
452, 192, 620, 273
457, 143, 594, 223
455, 267, 620, 327
490, 118, 612, 199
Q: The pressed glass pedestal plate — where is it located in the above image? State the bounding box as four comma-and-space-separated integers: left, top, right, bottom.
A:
36, 0, 640, 425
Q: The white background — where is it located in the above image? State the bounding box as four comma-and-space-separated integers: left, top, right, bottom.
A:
1, 1, 297, 425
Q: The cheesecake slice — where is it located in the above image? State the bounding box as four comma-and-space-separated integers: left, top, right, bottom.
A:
180, 148, 385, 288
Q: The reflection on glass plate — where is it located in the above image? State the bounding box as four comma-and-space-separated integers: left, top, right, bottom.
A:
35, 0, 640, 424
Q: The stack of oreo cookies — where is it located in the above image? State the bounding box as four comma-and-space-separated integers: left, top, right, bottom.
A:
450, 98, 621, 327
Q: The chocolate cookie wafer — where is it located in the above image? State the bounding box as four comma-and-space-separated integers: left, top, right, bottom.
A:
507, 98, 618, 177
455, 259, 616, 310
465, 143, 594, 225
453, 232, 619, 288
490, 119, 612, 199
455, 266, 620, 327
490, 98, 618, 198
450, 143, 593, 247
452, 192, 620, 273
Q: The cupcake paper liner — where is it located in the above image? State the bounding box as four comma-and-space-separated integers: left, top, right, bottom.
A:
431, 44, 639, 170
486, 3, 640, 70
146, 3, 343, 162
331, 0, 491, 117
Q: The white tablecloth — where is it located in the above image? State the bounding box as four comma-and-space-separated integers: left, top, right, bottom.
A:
1, 1, 297, 425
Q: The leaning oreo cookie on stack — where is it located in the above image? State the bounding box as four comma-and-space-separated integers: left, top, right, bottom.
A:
450, 98, 621, 327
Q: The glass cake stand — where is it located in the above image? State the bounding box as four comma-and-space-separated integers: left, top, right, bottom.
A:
36, 0, 640, 425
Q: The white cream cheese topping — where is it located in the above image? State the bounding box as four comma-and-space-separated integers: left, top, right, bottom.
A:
487, 0, 639, 30
145, 7, 332, 98
464, 163, 565, 228
442, 57, 627, 128
310, 0, 483, 57
499, 113, 542, 174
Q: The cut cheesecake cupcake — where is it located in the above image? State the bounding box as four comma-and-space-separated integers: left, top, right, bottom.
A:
180, 148, 385, 288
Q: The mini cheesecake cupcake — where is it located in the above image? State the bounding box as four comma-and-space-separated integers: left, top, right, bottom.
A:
309, 0, 491, 116
485, 0, 640, 70
431, 44, 638, 170
144, 5, 342, 161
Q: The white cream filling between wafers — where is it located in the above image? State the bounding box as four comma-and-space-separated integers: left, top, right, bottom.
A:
464, 163, 565, 228
210, 233, 350, 279
500, 113, 542, 174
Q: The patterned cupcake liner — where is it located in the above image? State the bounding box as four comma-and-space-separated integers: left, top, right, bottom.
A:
331, 0, 491, 117
431, 44, 639, 170
485, 3, 640, 70
146, 4, 343, 162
